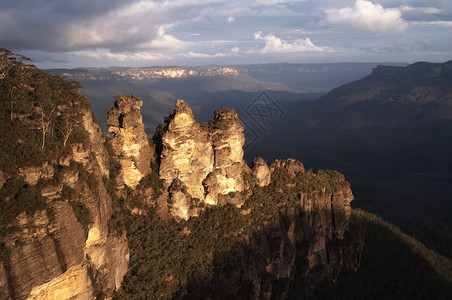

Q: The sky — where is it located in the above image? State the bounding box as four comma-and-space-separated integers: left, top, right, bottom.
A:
0, 0, 451, 68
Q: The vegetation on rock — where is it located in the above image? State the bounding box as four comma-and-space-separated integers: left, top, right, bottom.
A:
114, 164, 358, 299
316, 210, 452, 299
0, 48, 91, 173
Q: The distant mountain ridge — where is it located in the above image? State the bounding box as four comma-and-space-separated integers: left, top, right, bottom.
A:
320, 60, 452, 107
54, 66, 239, 81
246, 60, 452, 260
47, 62, 391, 135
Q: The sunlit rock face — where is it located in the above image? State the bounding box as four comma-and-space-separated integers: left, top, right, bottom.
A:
251, 157, 271, 187
159, 100, 214, 202
18, 162, 54, 185
0, 110, 129, 300
107, 95, 154, 189
205, 107, 246, 206
155, 100, 247, 220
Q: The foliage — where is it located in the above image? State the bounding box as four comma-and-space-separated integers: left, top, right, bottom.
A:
114, 205, 247, 299
0, 49, 91, 172
73, 161, 98, 191
136, 160, 164, 200
316, 209, 452, 299
68, 200, 93, 229
104, 139, 121, 181
0, 243, 11, 263
104, 139, 126, 237
0, 177, 47, 224
114, 166, 351, 299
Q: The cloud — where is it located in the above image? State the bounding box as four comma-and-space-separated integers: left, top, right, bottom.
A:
181, 52, 227, 58
325, 0, 408, 33
74, 50, 171, 62
254, 31, 263, 40
254, 31, 326, 53
249, 0, 305, 6
400, 6, 442, 14
131, 27, 186, 51
410, 21, 452, 27
1, 0, 451, 67
0, 0, 197, 52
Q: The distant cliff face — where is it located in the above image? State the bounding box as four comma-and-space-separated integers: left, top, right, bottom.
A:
154, 100, 247, 220
59, 66, 239, 81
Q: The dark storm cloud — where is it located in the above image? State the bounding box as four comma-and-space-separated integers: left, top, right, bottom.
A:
0, 0, 198, 52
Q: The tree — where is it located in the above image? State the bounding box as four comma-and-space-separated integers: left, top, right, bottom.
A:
0, 48, 36, 120
55, 113, 78, 147
33, 74, 57, 149
1, 49, 91, 151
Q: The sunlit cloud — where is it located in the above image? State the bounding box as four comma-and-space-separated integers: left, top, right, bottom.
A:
325, 0, 408, 33
181, 52, 227, 58
254, 31, 327, 53
74, 50, 171, 61
400, 5, 442, 14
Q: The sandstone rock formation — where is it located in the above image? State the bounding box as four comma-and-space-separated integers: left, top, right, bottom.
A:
204, 107, 246, 206
155, 100, 247, 219
0, 110, 129, 299
251, 157, 271, 187
206, 159, 363, 299
107, 95, 154, 189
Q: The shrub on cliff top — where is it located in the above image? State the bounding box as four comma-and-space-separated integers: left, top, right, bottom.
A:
0, 49, 92, 172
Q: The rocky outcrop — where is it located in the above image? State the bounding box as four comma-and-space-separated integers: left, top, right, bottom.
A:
157, 100, 214, 203
155, 100, 247, 220
18, 163, 54, 186
206, 160, 363, 299
204, 107, 246, 206
107, 95, 154, 189
251, 157, 271, 187
0, 110, 129, 299
0, 50, 363, 300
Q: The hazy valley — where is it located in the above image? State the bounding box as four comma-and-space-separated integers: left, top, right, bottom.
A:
50, 61, 452, 260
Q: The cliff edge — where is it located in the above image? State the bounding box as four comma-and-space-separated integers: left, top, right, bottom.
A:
0, 50, 128, 299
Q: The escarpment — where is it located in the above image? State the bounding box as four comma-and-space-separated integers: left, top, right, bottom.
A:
0, 109, 130, 299
0, 109, 129, 300
206, 160, 363, 298
0, 53, 128, 300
